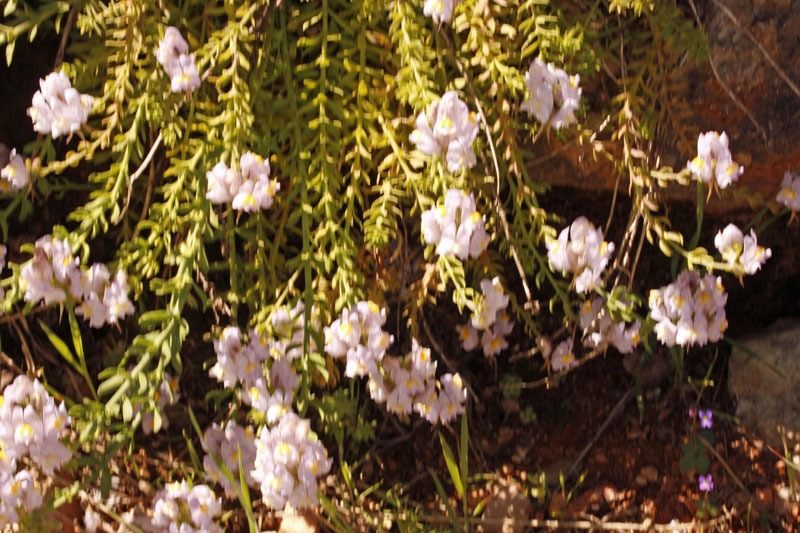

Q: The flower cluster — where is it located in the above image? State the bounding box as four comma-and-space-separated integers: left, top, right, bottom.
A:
687, 131, 743, 189
209, 326, 293, 424
410, 91, 480, 172
324, 301, 394, 379
206, 152, 280, 212
152, 481, 222, 533
521, 59, 582, 129
156, 27, 201, 93
140, 373, 181, 435
714, 224, 771, 275
547, 216, 615, 293
579, 297, 641, 354
0, 147, 29, 193
776, 171, 800, 211
420, 189, 490, 259
365, 339, 467, 425
202, 422, 257, 497
457, 277, 513, 357
648, 270, 728, 348
251, 413, 332, 510
423, 0, 462, 24
28, 71, 94, 139
549, 338, 577, 372
0, 376, 72, 527
19, 236, 134, 327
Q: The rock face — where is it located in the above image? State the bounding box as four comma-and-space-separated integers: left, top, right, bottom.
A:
728, 319, 800, 451
534, 0, 800, 212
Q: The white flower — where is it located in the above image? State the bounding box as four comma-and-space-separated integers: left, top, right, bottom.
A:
521, 60, 581, 129
776, 171, 800, 211
741, 229, 771, 275
649, 271, 727, 348
84, 507, 101, 533
0, 149, 28, 192
206, 161, 241, 204
28, 71, 93, 139
551, 339, 577, 372
102, 270, 134, 324
423, 0, 457, 24
421, 189, 488, 259
251, 414, 331, 510
547, 216, 614, 293
520, 59, 555, 124
410, 92, 479, 173
714, 224, 770, 275
687, 131, 743, 189
157, 27, 201, 94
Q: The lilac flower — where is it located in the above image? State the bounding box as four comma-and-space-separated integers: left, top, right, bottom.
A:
460, 277, 513, 358
202, 422, 257, 497
699, 409, 713, 429
421, 189, 489, 260
0, 149, 28, 192
152, 481, 223, 532
157, 27, 201, 94
550, 338, 578, 372
687, 131, 743, 189
521, 60, 582, 129
251, 413, 332, 509
410, 92, 479, 172
699, 474, 714, 492
580, 297, 641, 354
714, 224, 771, 275
777, 171, 800, 211
649, 271, 728, 348
547, 216, 614, 293
423, 0, 458, 24
207, 152, 279, 211
28, 71, 94, 139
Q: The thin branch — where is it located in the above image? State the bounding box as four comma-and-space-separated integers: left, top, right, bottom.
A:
53, 5, 77, 71
114, 132, 163, 225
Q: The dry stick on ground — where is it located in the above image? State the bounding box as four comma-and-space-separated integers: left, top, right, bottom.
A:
436, 25, 537, 314
336, 501, 731, 531
565, 386, 635, 480
686, 0, 768, 142
698, 434, 751, 496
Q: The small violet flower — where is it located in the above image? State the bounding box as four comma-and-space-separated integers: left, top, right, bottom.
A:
699, 474, 714, 492
699, 409, 713, 429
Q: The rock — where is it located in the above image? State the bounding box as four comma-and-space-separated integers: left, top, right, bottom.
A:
755, 487, 774, 512
279, 505, 318, 533
482, 482, 529, 533
529, 0, 800, 212
728, 319, 800, 449
640, 465, 659, 483
566, 484, 616, 515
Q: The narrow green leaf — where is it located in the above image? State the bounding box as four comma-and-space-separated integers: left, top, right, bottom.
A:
428, 468, 462, 532
438, 431, 464, 498
39, 320, 81, 374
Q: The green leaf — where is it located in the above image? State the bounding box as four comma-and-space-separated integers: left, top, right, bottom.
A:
438, 431, 464, 499
428, 468, 462, 532
38, 320, 81, 374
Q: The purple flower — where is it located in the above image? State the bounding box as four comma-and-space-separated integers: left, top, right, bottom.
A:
699, 409, 713, 429
699, 474, 714, 492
